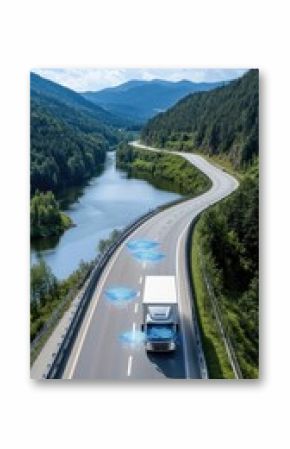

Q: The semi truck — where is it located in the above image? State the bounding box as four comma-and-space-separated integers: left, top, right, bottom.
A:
141, 275, 178, 352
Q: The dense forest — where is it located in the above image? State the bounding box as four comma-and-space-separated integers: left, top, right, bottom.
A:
31, 73, 122, 194
195, 167, 259, 378
117, 143, 211, 196
141, 70, 258, 168
31, 100, 108, 193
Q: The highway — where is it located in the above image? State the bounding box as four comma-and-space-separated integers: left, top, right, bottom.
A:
62, 141, 239, 379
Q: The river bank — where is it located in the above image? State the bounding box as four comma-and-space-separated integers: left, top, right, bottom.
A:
31, 151, 182, 279
116, 142, 211, 196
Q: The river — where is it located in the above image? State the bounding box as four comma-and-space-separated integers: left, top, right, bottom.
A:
31, 151, 182, 279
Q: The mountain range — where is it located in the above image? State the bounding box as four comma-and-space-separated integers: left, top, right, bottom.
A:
82, 79, 226, 125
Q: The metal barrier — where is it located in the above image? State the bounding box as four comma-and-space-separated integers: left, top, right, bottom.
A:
31, 265, 94, 363
199, 247, 243, 379
43, 200, 186, 379
186, 216, 209, 379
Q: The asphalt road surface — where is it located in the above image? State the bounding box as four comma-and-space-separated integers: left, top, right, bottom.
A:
62, 142, 239, 380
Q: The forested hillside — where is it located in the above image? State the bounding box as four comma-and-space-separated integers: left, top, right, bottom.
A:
31, 100, 108, 193
141, 70, 258, 168
31, 73, 121, 194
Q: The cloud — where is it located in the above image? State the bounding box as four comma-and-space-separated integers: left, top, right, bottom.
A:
33, 68, 248, 92
33, 68, 127, 91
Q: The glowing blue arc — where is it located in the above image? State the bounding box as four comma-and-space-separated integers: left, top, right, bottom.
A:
132, 250, 165, 262
126, 239, 159, 251
104, 286, 138, 305
119, 330, 146, 346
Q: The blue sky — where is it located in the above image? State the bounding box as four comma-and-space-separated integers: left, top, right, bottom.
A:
33, 68, 248, 92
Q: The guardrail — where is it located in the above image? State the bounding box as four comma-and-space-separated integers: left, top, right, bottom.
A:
186, 216, 209, 379
199, 247, 243, 379
43, 197, 191, 379
31, 262, 94, 364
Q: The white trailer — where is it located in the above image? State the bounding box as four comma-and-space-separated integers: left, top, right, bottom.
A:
142, 276, 178, 352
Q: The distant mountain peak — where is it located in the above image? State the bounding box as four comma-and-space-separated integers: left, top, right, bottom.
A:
82, 78, 226, 125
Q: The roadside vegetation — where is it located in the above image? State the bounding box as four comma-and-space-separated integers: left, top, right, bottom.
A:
191, 223, 235, 378
30, 258, 94, 362
116, 142, 211, 196
191, 171, 259, 378
30, 190, 72, 239
98, 229, 123, 254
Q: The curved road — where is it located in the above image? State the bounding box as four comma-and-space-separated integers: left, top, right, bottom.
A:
63, 142, 239, 379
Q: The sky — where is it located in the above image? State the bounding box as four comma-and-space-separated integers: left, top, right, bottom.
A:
33, 68, 248, 92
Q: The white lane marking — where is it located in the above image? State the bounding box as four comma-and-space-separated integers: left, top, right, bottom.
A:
142, 262, 146, 269
132, 322, 136, 334
134, 303, 139, 314
127, 355, 133, 376
139, 275, 143, 284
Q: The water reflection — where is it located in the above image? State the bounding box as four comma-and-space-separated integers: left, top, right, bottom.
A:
31, 234, 61, 252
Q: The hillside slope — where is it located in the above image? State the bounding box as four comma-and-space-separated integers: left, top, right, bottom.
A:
31, 73, 128, 127
82, 79, 225, 124
31, 101, 108, 193
141, 70, 258, 168
31, 74, 121, 193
